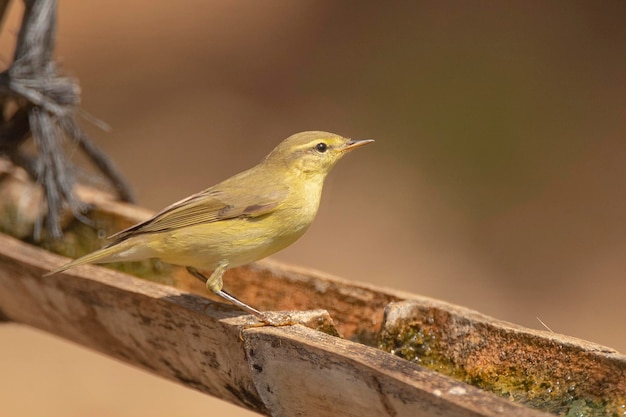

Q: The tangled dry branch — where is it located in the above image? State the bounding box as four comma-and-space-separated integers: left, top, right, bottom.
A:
0, 0, 134, 239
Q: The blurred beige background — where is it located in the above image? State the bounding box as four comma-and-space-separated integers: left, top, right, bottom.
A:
1, 1, 625, 416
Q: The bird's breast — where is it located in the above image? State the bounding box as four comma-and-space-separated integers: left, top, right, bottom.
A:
151, 176, 325, 270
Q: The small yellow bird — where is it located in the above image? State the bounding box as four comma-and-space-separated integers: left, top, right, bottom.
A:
47, 131, 373, 322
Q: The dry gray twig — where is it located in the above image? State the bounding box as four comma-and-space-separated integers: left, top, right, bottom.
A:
0, 0, 134, 239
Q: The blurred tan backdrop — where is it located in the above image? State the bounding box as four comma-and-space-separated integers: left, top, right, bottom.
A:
1, 1, 625, 416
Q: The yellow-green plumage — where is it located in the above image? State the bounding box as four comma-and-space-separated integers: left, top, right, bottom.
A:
47, 131, 373, 321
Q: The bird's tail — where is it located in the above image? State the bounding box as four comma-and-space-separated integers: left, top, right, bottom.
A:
44, 237, 150, 276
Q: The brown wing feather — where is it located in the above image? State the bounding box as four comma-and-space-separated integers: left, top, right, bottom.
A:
109, 184, 288, 243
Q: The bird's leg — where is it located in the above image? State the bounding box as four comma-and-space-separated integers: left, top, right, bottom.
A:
204, 260, 228, 293
186, 264, 267, 321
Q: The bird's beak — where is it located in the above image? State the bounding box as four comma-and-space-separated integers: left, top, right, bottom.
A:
342, 139, 375, 152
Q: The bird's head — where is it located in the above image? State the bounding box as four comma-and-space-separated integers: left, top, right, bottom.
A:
265, 131, 374, 177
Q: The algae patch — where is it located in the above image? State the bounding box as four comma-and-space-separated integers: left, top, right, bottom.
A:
378, 308, 625, 417
0, 195, 174, 285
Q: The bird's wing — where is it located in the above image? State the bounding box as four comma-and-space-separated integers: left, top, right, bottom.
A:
109, 183, 288, 242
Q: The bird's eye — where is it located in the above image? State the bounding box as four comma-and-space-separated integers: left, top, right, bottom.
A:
315, 142, 328, 153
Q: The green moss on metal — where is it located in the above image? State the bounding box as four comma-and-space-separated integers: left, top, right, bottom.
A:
0, 204, 34, 239
0, 202, 174, 284
378, 317, 625, 417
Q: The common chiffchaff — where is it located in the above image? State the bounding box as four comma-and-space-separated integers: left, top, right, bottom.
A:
47, 131, 373, 322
